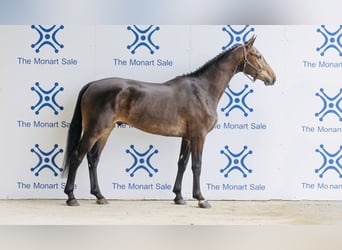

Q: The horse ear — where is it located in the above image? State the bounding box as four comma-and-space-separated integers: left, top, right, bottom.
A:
245, 35, 257, 49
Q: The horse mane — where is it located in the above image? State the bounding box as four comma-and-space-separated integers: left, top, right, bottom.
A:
185, 43, 241, 78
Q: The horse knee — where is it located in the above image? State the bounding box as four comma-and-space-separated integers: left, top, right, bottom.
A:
191, 164, 202, 175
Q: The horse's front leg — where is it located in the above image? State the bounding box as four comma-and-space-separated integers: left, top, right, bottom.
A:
191, 136, 211, 209
173, 138, 191, 205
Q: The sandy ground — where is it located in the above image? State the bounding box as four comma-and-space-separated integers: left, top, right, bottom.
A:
2, 199, 342, 250
1, 199, 342, 225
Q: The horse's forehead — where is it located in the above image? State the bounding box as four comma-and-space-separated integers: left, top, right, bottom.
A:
249, 47, 264, 59
250, 46, 260, 54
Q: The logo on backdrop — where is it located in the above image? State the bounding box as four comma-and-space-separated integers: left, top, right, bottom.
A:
222, 25, 255, 50
316, 25, 342, 56
315, 88, 342, 122
17, 25, 78, 66
221, 84, 254, 117
31, 25, 64, 53
126, 25, 160, 54
303, 25, 342, 69
315, 144, 342, 178
31, 82, 64, 115
30, 144, 64, 177
113, 25, 172, 68
220, 145, 253, 178
125, 145, 159, 177
300, 88, 341, 134
215, 83, 267, 131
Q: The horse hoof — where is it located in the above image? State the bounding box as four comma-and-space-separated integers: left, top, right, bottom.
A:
198, 200, 211, 208
66, 199, 79, 206
96, 198, 109, 205
174, 198, 187, 205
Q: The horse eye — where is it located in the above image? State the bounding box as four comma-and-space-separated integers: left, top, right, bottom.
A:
251, 50, 262, 59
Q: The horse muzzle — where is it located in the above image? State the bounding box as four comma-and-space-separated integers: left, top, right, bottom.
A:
264, 75, 276, 86
259, 67, 276, 86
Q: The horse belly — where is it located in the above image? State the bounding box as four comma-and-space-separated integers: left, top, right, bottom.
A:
147, 119, 185, 136
128, 114, 186, 137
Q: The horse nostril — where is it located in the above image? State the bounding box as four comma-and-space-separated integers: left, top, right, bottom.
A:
265, 76, 276, 86
269, 78, 276, 85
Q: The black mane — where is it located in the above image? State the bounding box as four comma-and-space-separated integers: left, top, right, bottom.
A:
186, 43, 241, 78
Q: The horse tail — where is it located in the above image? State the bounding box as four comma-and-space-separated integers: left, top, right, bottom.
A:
62, 83, 91, 177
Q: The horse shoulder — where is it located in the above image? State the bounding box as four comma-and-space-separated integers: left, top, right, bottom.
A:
184, 78, 218, 129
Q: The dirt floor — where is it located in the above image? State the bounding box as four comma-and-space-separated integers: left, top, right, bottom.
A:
1, 199, 342, 225
2, 199, 342, 250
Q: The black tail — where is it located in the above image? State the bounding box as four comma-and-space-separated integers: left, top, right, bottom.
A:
62, 83, 92, 177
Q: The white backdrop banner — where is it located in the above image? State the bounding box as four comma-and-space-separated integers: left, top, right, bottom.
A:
0, 25, 341, 200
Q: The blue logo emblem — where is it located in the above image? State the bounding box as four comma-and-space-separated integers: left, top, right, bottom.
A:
315, 144, 342, 178
30, 144, 64, 177
221, 84, 254, 117
315, 88, 342, 122
125, 145, 159, 177
316, 25, 342, 56
31, 25, 64, 53
127, 25, 160, 54
220, 145, 253, 178
31, 82, 64, 115
222, 25, 255, 50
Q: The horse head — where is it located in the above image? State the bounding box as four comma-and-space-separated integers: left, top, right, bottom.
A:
242, 36, 276, 86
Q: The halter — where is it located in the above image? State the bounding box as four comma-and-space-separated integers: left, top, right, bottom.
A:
242, 44, 265, 82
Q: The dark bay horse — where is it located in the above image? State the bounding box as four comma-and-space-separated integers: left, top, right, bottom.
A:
63, 36, 276, 208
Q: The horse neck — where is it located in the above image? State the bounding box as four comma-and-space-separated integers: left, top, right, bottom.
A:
198, 47, 244, 105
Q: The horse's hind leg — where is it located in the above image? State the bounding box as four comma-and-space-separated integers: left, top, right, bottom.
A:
64, 134, 98, 206
64, 151, 83, 206
173, 138, 191, 205
87, 133, 111, 205
64, 149, 87, 206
